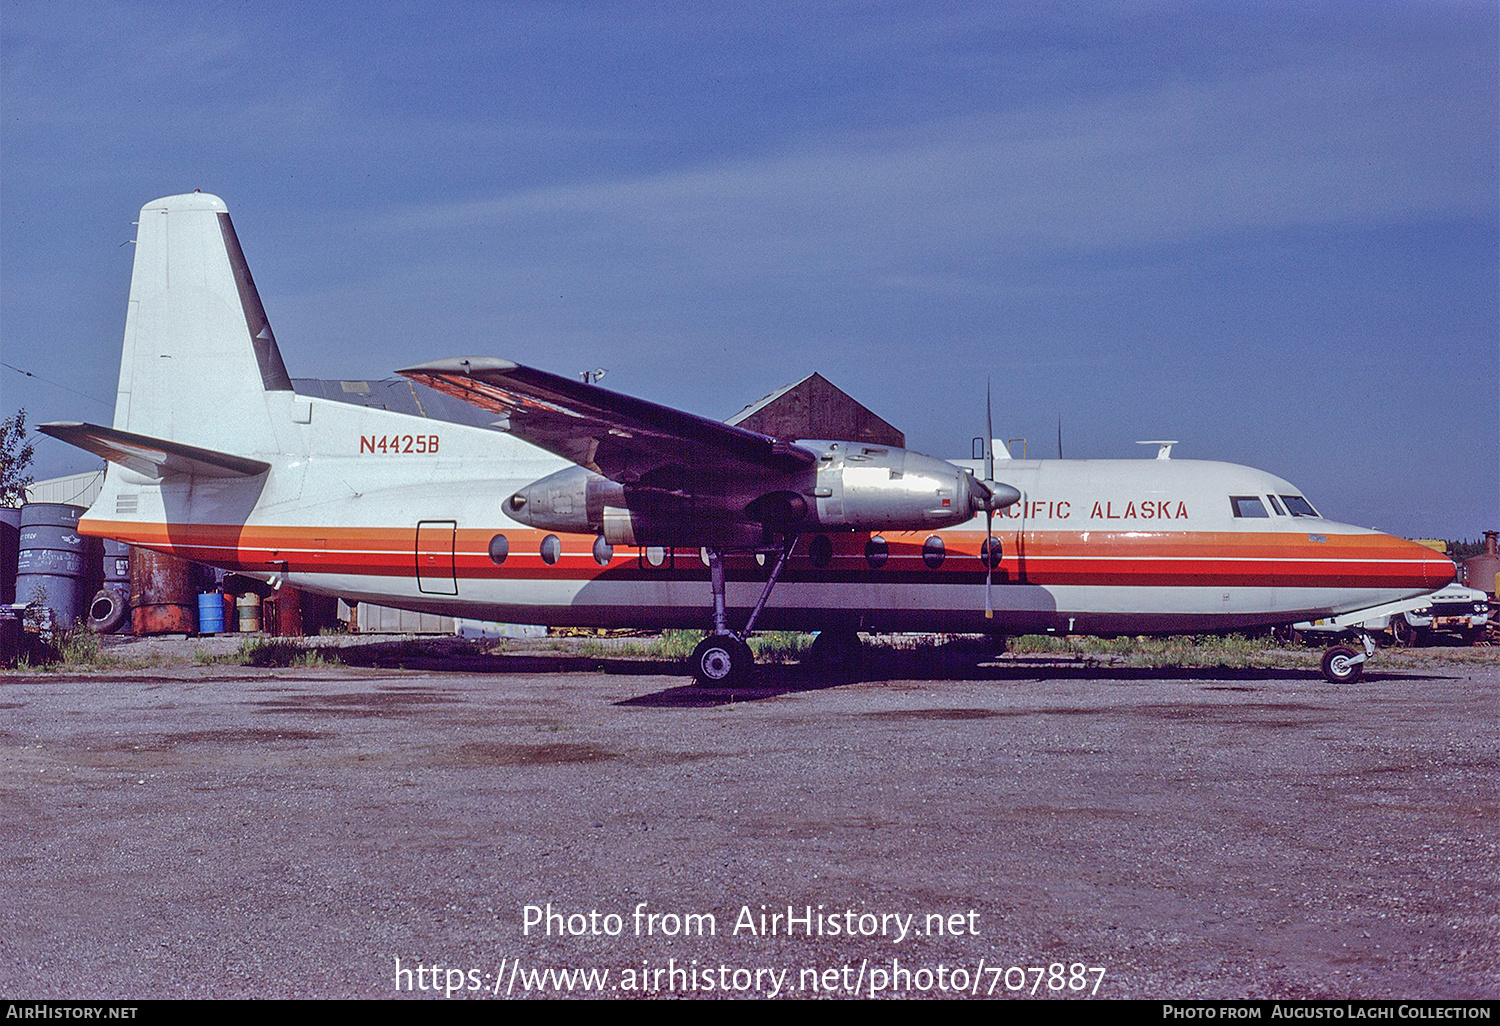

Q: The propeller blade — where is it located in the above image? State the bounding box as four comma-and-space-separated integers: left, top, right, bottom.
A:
985, 379, 995, 483
984, 509, 994, 620
1057, 414, 1063, 460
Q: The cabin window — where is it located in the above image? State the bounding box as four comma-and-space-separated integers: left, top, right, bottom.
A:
865, 535, 888, 569
1267, 495, 1286, 516
540, 534, 562, 565
487, 534, 509, 566
923, 535, 946, 569
1230, 496, 1269, 518
1280, 495, 1321, 518
809, 535, 833, 568
593, 535, 613, 566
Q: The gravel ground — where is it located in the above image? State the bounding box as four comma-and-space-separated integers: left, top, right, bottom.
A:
0, 647, 1495, 1000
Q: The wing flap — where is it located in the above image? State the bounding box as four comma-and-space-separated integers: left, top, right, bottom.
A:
398, 357, 815, 481
38, 422, 271, 479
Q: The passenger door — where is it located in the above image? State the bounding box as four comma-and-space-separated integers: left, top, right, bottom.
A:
415, 520, 458, 595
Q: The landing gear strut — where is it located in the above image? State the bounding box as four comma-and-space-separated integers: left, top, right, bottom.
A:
690, 535, 797, 687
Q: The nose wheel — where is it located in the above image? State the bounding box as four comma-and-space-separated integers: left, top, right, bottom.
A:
1320, 630, 1376, 683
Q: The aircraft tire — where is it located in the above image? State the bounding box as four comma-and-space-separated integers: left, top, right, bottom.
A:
691, 635, 753, 687
1320, 645, 1363, 684
87, 589, 129, 634
1390, 617, 1416, 647
804, 627, 864, 683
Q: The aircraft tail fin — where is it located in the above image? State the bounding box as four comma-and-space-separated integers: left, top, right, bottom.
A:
112, 193, 293, 457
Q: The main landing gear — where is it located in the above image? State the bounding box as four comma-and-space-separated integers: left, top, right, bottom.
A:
690, 536, 797, 687
801, 626, 864, 682
1320, 630, 1377, 683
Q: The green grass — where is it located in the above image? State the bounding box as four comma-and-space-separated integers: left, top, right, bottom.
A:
195, 637, 334, 667
10, 625, 123, 670
1003, 632, 1310, 668
556, 629, 814, 663
747, 630, 814, 661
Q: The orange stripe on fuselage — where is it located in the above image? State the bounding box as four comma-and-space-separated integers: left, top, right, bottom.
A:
80, 518, 1452, 592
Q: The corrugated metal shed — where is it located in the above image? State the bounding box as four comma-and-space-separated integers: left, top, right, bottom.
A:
727, 373, 905, 447
343, 600, 455, 635
25, 471, 105, 507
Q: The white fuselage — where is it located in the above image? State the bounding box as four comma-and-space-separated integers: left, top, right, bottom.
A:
79, 394, 1452, 635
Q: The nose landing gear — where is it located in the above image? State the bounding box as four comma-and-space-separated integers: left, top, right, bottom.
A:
1320, 630, 1376, 683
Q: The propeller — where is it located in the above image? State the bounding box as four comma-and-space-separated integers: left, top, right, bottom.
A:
965, 379, 1021, 619
985, 383, 994, 619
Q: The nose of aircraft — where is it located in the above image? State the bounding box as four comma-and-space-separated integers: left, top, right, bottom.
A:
1363, 530, 1457, 593
1404, 536, 1459, 591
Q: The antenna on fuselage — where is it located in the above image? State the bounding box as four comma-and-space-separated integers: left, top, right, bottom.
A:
1136, 440, 1178, 460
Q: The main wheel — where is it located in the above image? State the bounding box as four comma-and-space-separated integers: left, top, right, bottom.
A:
1320, 645, 1363, 683
803, 627, 864, 682
691, 635, 754, 687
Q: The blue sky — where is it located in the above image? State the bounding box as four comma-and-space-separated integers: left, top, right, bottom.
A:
2, 1, 1495, 538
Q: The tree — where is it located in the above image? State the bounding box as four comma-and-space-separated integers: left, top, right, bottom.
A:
1, 409, 36, 506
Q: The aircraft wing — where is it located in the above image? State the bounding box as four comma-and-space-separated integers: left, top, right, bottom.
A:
398, 357, 816, 482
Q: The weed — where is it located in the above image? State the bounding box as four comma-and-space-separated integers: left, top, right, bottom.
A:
228, 638, 335, 667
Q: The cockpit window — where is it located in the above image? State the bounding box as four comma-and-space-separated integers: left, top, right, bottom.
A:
1280, 495, 1320, 518
1266, 494, 1286, 516
1230, 496, 1269, 518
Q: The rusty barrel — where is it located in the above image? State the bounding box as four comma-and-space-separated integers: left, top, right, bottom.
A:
130, 547, 197, 635
16, 503, 95, 630
274, 587, 302, 636
235, 593, 262, 632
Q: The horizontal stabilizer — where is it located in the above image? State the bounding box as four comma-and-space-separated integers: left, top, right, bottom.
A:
38, 422, 270, 479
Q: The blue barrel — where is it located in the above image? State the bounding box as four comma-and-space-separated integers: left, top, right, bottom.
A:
16, 503, 88, 629
0, 507, 19, 605
197, 592, 226, 634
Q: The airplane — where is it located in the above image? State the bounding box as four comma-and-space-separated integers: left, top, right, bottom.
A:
39, 193, 1453, 686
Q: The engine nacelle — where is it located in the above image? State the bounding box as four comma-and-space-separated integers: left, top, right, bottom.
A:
808, 443, 991, 531
504, 466, 764, 546
503, 465, 608, 534
503, 444, 1019, 543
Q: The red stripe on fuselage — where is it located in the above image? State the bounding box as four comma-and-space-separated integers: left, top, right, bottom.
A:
78, 519, 1451, 592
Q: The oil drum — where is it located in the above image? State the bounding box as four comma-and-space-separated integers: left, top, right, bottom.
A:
16, 503, 93, 630
130, 547, 197, 635
0, 506, 19, 605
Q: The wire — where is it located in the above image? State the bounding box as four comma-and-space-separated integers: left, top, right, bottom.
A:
26, 469, 106, 506
1, 361, 113, 409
